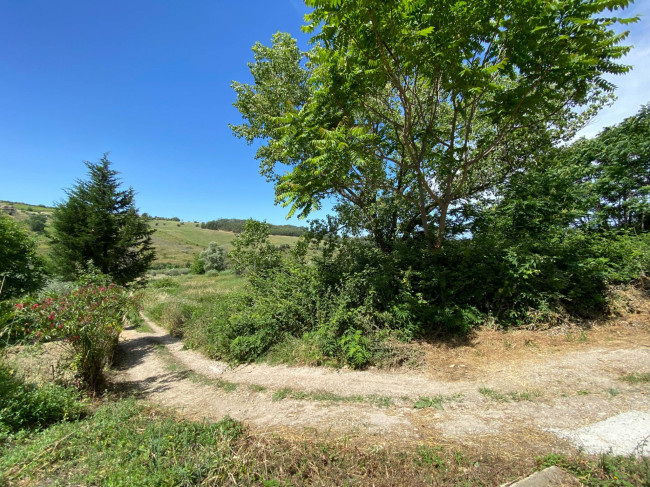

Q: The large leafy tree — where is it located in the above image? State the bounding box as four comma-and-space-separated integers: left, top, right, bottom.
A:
50, 156, 155, 284
232, 0, 635, 250
0, 213, 45, 299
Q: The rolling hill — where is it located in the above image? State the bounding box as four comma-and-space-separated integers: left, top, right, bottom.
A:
1, 200, 301, 268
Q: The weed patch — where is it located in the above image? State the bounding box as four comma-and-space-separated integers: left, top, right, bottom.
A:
479, 387, 541, 402
620, 372, 650, 384
538, 452, 650, 486
271, 387, 394, 407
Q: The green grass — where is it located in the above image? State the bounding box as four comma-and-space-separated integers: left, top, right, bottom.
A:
3, 398, 648, 486
620, 372, 650, 384
142, 272, 247, 360
270, 386, 394, 407
413, 394, 463, 410
478, 387, 542, 402
538, 453, 650, 487
0, 399, 244, 486
1, 342, 647, 487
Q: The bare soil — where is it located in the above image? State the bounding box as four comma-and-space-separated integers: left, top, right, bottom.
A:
111, 300, 650, 457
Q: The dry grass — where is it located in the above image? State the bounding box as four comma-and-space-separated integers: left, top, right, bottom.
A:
418, 289, 650, 382
2, 342, 75, 386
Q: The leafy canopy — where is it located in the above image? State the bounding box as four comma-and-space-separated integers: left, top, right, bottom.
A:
0, 213, 45, 299
232, 0, 636, 249
50, 155, 155, 285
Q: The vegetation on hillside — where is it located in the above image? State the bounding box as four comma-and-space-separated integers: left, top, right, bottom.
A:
202, 218, 305, 236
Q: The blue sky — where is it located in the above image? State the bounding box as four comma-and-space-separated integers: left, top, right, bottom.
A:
0, 1, 648, 224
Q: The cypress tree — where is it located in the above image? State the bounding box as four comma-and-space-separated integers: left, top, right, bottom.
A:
50, 155, 155, 284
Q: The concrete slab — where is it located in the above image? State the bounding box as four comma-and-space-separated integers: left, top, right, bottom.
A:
506, 466, 579, 486
551, 410, 650, 457
507, 466, 580, 487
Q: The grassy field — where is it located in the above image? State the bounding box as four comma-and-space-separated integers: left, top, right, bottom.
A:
1, 200, 300, 267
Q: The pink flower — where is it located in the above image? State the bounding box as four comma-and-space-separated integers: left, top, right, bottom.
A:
32, 303, 39, 309
15, 303, 24, 309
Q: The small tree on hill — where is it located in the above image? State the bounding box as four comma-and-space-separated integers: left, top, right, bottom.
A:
229, 220, 281, 276
199, 242, 227, 273
50, 155, 155, 285
27, 213, 47, 233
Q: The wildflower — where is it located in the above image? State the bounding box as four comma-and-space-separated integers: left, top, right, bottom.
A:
15, 303, 24, 309
36, 332, 41, 338
48, 312, 55, 320
32, 303, 39, 309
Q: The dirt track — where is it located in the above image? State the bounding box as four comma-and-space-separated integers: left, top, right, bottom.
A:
113, 313, 650, 455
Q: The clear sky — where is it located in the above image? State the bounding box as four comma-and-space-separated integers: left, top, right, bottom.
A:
0, 1, 648, 224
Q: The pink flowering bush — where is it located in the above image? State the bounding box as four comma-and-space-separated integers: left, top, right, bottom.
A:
6, 283, 141, 391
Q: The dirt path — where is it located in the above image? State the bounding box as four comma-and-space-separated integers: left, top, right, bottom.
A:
113, 314, 650, 455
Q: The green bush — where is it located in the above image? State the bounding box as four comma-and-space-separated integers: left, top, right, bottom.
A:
190, 254, 205, 274
229, 220, 282, 276
26, 214, 47, 233
0, 362, 84, 436
0, 213, 45, 300
7, 279, 141, 390
200, 242, 226, 273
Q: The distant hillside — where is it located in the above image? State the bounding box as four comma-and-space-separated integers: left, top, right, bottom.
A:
201, 218, 305, 237
1, 200, 300, 267
149, 219, 298, 267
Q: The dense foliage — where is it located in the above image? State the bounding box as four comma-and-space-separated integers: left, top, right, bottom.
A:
0, 363, 84, 436
229, 220, 282, 276
220, 0, 648, 367
232, 0, 635, 250
50, 155, 155, 285
0, 213, 45, 300
26, 214, 47, 233
201, 218, 305, 236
